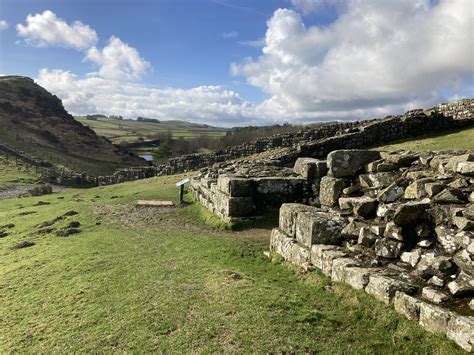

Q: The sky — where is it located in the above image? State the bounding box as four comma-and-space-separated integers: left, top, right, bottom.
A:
0, 0, 472, 127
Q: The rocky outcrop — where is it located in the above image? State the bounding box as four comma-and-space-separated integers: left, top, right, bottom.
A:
269, 149, 473, 352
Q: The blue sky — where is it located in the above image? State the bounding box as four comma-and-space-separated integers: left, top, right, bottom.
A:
0, 0, 472, 126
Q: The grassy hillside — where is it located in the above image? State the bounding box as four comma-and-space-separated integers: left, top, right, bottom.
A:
0, 174, 462, 352
75, 116, 227, 143
0, 76, 146, 175
0, 156, 40, 191
374, 127, 474, 151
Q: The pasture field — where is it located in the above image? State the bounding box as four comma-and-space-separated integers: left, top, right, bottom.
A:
0, 173, 462, 353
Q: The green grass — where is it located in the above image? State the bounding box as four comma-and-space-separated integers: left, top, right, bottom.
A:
0, 156, 40, 190
75, 117, 228, 143
375, 127, 474, 151
0, 174, 463, 352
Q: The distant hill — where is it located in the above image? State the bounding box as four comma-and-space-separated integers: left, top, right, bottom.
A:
75, 116, 228, 144
0, 76, 146, 175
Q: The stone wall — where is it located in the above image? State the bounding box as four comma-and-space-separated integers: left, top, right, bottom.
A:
2, 98, 472, 187
269, 149, 473, 351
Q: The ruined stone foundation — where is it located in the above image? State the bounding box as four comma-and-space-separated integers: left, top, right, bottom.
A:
270, 150, 474, 351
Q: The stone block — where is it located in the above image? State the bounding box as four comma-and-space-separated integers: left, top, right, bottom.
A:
447, 153, 474, 172
365, 275, 418, 304
215, 195, 254, 217
217, 176, 253, 197
404, 178, 434, 199
377, 183, 404, 203
456, 161, 474, 176
433, 188, 464, 204
320, 176, 347, 207
341, 219, 368, 239
375, 238, 403, 259
400, 249, 422, 267
310, 244, 341, 269
421, 287, 450, 304
360, 172, 401, 189
393, 291, 421, 321
447, 271, 474, 296
294, 158, 327, 179
435, 226, 460, 254
424, 182, 444, 197
447, 315, 474, 352
279, 203, 312, 238
419, 302, 452, 335
344, 267, 374, 289
295, 208, 346, 247
331, 257, 360, 282
393, 200, 430, 226
339, 196, 377, 218
270, 228, 310, 266
321, 249, 347, 277
328, 150, 381, 178
358, 227, 378, 246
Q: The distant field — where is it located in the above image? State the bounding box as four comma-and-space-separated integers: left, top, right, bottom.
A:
75, 117, 228, 143
374, 127, 474, 151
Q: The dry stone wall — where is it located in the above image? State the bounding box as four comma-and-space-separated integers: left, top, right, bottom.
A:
270, 149, 474, 351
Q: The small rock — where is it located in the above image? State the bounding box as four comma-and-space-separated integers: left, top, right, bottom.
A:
375, 237, 403, 258
433, 189, 464, 204
393, 200, 430, 226
453, 216, 474, 231
424, 182, 445, 197
422, 287, 450, 304
400, 249, 422, 267
469, 299, 474, 310
428, 275, 445, 287
456, 161, 474, 176
417, 239, 433, 248
435, 226, 460, 254
358, 227, 378, 247
377, 183, 404, 203
383, 221, 404, 241
447, 271, 474, 296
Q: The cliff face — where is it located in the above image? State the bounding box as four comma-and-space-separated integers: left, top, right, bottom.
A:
0, 76, 145, 175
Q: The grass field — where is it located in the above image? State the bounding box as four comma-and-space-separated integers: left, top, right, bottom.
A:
375, 127, 474, 151
0, 173, 463, 352
0, 156, 40, 190
75, 117, 228, 143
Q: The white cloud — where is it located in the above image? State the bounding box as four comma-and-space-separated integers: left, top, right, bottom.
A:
16, 10, 97, 50
232, 0, 474, 119
36, 68, 258, 126
0, 20, 9, 30
222, 30, 239, 39
85, 36, 151, 81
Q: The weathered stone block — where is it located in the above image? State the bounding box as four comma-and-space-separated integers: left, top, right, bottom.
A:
295, 209, 346, 247
419, 302, 452, 335
393, 200, 430, 226
320, 176, 347, 207
393, 291, 421, 321
294, 158, 327, 179
424, 182, 445, 197
279, 203, 313, 238
447, 315, 474, 352
447, 153, 474, 172
358, 227, 378, 246
365, 275, 417, 304
433, 188, 464, 204
321, 249, 347, 277
310, 244, 341, 269
421, 287, 450, 304
447, 271, 474, 296
215, 195, 254, 217
328, 150, 381, 178
217, 176, 253, 197
435, 226, 460, 254
339, 196, 377, 218
377, 183, 404, 203
344, 267, 374, 289
331, 257, 359, 282
375, 237, 403, 259
270, 228, 310, 266
404, 178, 434, 199
457, 162, 474, 177
400, 249, 422, 267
